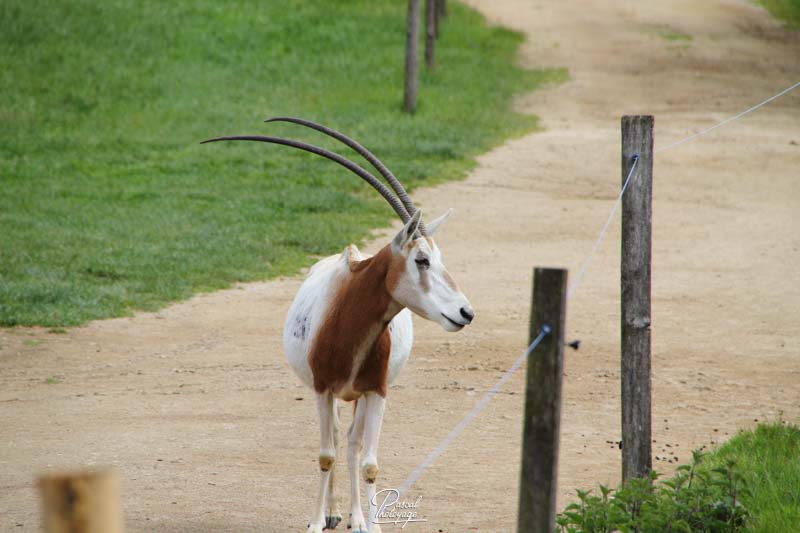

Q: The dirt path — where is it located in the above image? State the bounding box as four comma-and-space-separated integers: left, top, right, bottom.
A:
2, 1, 799, 531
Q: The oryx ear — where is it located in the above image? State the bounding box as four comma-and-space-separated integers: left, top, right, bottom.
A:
425, 208, 452, 236
392, 209, 422, 252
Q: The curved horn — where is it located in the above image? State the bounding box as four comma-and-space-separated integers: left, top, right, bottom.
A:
264, 117, 426, 236
201, 135, 411, 223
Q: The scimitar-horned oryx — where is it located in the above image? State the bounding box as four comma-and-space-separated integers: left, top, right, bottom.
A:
204, 117, 474, 533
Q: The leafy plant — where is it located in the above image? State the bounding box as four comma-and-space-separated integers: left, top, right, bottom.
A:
557, 449, 751, 532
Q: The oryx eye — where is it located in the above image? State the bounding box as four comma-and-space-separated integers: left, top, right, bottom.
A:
415, 257, 430, 270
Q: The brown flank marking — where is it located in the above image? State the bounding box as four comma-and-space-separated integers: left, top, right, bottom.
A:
309, 245, 405, 398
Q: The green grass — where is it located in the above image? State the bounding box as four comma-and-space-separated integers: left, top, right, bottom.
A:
703, 421, 800, 531
0, 1, 564, 327
645, 23, 692, 42
759, 0, 800, 27
660, 30, 692, 42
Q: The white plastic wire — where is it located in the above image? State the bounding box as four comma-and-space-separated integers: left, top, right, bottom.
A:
567, 156, 639, 299
655, 80, 800, 154
397, 327, 550, 496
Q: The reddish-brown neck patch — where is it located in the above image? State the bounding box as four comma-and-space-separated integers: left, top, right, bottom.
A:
309, 245, 405, 398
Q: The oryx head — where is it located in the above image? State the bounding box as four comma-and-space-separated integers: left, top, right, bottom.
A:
388, 208, 473, 331
202, 116, 474, 331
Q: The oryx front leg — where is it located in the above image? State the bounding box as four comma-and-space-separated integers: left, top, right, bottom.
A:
362, 392, 386, 533
347, 398, 368, 533
307, 391, 336, 533
325, 401, 343, 530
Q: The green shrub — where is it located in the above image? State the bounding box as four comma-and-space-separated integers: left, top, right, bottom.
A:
558, 451, 750, 532
558, 422, 800, 532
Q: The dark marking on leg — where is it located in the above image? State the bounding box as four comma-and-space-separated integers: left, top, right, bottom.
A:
362, 464, 378, 484
319, 455, 335, 471
325, 514, 342, 529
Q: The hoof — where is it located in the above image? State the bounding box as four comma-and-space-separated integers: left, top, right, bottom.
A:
348, 513, 369, 533
306, 525, 324, 533
324, 513, 342, 530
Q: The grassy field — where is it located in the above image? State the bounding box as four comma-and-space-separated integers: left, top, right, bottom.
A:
704, 422, 800, 531
0, 1, 563, 327
760, 0, 800, 27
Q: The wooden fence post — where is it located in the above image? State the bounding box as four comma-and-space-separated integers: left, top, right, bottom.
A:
620, 115, 654, 483
39, 470, 124, 533
433, 0, 443, 38
425, 0, 436, 70
518, 268, 567, 533
403, 0, 420, 113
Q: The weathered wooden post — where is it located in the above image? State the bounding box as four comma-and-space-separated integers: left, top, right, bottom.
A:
433, 0, 445, 38
425, 0, 436, 70
518, 268, 567, 533
39, 469, 124, 533
620, 115, 654, 483
404, 0, 420, 113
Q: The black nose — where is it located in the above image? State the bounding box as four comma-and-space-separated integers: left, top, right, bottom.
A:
460, 306, 474, 324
